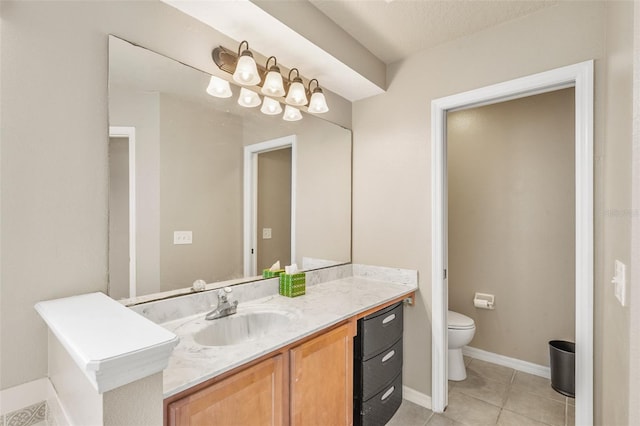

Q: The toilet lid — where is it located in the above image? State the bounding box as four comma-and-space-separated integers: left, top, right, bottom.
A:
448, 310, 475, 330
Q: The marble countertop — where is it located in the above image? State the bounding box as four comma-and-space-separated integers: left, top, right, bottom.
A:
161, 275, 417, 398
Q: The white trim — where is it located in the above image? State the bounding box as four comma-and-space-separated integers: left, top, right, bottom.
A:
243, 136, 297, 276
402, 385, 432, 410
431, 61, 593, 426
462, 346, 551, 379
109, 126, 137, 298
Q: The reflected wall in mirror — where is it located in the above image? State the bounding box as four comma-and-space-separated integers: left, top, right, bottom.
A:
108, 36, 352, 301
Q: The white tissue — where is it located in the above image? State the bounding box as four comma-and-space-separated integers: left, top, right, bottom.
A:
285, 263, 299, 274
269, 261, 281, 271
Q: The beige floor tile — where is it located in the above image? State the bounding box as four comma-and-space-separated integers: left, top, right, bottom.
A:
467, 359, 515, 384
511, 371, 565, 403
503, 388, 565, 426
443, 389, 501, 425
567, 396, 575, 407
497, 409, 550, 426
464, 356, 472, 366
387, 400, 433, 426
427, 413, 465, 426
452, 368, 509, 407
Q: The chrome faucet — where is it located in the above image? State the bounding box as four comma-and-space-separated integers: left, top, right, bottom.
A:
205, 287, 238, 320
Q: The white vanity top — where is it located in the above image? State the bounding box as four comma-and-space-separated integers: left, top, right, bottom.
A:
35, 292, 179, 393
161, 270, 417, 398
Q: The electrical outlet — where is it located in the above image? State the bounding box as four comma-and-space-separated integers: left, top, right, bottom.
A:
612, 260, 626, 307
173, 231, 192, 245
262, 228, 272, 239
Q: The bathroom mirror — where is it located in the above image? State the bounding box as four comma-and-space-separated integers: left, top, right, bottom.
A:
108, 36, 351, 302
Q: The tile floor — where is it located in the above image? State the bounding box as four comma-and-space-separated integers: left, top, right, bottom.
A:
387, 357, 574, 426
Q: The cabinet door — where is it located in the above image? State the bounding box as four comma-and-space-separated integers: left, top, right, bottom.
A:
168, 354, 285, 426
290, 322, 354, 426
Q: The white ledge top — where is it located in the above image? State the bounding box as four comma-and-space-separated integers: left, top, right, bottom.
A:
35, 292, 179, 393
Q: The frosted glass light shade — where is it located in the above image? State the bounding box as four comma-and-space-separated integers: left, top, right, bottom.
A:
308, 91, 329, 113
206, 76, 232, 98
238, 88, 261, 108
285, 80, 308, 106
283, 105, 302, 121
233, 53, 260, 86
261, 97, 282, 115
261, 70, 285, 97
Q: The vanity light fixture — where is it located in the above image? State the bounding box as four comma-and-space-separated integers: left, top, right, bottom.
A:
261, 56, 285, 97
211, 40, 330, 120
206, 76, 232, 98
232, 41, 260, 86
285, 68, 308, 107
283, 105, 302, 121
238, 87, 261, 108
261, 97, 283, 115
307, 79, 329, 114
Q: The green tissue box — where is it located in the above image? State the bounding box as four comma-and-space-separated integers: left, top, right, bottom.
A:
263, 269, 285, 278
279, 273, 306, 297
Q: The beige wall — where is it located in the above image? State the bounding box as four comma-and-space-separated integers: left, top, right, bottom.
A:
599, 1, 634, 424
447, 89, 575, 367
352, 1, 633, 423
0, 0, 352, 390
109, 87, 161, 297
257, 148, 292, 271
108, 137, 130, 300
243, 115, 352, 268
159, 94, 244, 290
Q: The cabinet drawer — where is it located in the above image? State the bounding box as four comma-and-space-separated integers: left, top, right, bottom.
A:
360, 372, 402, 426
357, 337, 403, 401
357, 302, 403, 360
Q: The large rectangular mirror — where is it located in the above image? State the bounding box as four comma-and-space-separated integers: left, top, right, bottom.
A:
108, 36, 351, 302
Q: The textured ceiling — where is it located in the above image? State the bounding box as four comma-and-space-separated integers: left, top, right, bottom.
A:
309, 0, 559, 64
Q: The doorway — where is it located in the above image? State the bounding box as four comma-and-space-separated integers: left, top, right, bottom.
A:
108, 126, 136, 298
243, 135, 297, 276
431, 61, 593, 425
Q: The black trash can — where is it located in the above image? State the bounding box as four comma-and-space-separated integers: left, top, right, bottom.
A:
548, 340, 575, 398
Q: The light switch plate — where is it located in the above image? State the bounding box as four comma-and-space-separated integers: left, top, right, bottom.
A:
174, 231, 192, 245
613, 260, 626, 307
262, 228, 272, 239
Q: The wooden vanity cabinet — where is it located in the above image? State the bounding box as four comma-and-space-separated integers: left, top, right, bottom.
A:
166, 321, 355, 426
290, 322, 354, 426
165, 294, 414, 426
166, 354, 286, 426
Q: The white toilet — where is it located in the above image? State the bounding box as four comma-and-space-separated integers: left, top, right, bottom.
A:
447, 310, 476, 381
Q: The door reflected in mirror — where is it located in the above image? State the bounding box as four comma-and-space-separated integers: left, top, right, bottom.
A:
108, 36, 351, 302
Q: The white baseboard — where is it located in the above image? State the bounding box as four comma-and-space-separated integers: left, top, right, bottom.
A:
462, 346, 551, 379
0, 377, 71, 426
402, 385, 432, 409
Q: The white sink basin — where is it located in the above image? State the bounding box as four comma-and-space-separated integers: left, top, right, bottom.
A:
193, 306, 298, 347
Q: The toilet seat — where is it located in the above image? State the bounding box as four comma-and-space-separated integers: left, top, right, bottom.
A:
447, 310, 475, 330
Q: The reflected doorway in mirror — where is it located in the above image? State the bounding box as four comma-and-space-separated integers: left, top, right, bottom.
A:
108, 126, 136, 299
244, 136, 296, 276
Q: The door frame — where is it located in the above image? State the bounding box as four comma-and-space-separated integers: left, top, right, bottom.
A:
109, 126, 137, 298
243, 135, 297, 276
431, 61, 593, 425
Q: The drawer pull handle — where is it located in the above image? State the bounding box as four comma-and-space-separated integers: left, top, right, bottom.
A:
382, 314, 396, 324
381, 386, 395, 401
382, 350, 395, 363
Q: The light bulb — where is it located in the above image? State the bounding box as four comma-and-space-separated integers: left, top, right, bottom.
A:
237, 88, 261, 108
283, 105, 302, 121
285, 79, 308, 106
206, 76, 232, 98
308, 90, 329, 113
262, 69, 285, 97
261, 97, 282, 115
232, 52, 260, 86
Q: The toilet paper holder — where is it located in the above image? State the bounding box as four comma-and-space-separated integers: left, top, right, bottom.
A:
474, 292, 495, 309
